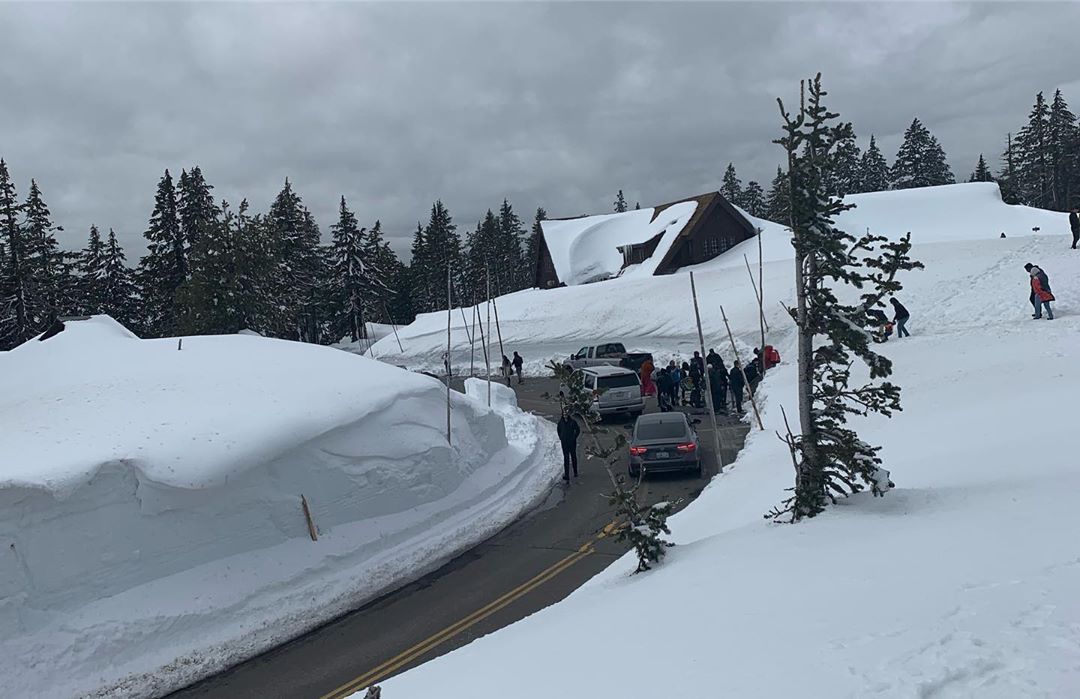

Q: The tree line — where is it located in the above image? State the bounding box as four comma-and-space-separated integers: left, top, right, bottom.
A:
0, 160, 544, 350
715, 88, 1080, 222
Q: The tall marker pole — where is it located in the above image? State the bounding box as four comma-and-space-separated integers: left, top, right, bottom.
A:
485, 267, 492, 407
446, 264, 452, 445
757, 227, 767, 374
689, 271, 725, 471
469, 301, 477, 378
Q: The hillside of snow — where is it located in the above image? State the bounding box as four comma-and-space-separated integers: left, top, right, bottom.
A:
0, 319, 558, 698
370, 186, 1080, 697
369, 183, 1071, 375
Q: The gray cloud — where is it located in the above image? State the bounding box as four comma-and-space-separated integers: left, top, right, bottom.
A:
1, 2, 1077, 258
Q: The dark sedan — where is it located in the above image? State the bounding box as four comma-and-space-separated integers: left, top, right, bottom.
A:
628, 412, 702, 479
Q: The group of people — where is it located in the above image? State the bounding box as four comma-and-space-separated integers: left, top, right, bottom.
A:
867, 298, 911, 343
500, 351, 526, 385
640, 346, 780, 416
1025, 263, 1055, 320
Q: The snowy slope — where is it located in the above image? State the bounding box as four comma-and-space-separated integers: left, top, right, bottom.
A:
369, 189, 1080, 697
0, 320, 559, 698
368, 183, 1071, 376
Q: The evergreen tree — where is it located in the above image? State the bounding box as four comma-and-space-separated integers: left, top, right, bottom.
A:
137, 169, 184, 336
178, 166, 220, 268
858, 135, 890, 193
890, 118, 955, 189
77, 224, 107, 315
409, 222, 432, 313
267, 179, 325, 342
1048, 89, 1078, 209
177, 198, 240, 336
741, 180, 766, 217
1015, 92, 1053, 207
464, 210, 500, 302
100, 229, 138, 328
765, 166, 790, 223
230, 202, 278, 334
968, 154, 994, 183
419, 200, 462, 312
22, 178, 75, 325
496, 199, 525, 293
827, 133, 862, 197
365, 220, 397, 323
0, 159, 31, 349
384, 249, 413, 325
525, 207, 546, 289
327, 196, 367, 342
720, 163, 743, 205
771, 75, 921, 522
613, 190, 628, 213
997, 133, 1022, 205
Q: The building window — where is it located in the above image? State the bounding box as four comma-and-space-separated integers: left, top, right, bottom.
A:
702, 237, 733, 258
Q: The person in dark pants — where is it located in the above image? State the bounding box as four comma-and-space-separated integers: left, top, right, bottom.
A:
890, 298, 911, 338
729, 361, 746, 414
1070, 208, 1079, 250
1025, 263, 1055, 320
709, 363, 728, 414
512, 351, 524, 384
556, 411, 580, 482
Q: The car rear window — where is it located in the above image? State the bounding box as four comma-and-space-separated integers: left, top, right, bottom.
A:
598, 374, 639, 389
636, 421, 687, 440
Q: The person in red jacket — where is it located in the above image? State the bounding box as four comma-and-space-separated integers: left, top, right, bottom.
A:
1025, 263, 1055, 320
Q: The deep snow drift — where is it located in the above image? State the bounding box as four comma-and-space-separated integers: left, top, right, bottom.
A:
369, 186, 1080, 697
0, 319, 558, 698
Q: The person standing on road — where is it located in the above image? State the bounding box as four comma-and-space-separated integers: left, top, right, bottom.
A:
1070, 208, 1079, 249
729, 361, 746, 414
706, 348, 722, 370
640, 356, 656, 397
656, 368, 673, 412
709, 361, 728, 415
556, 411, 581, 482
512, 351, 525, 384
890, 298, 911, 338
1025, 263, 1055, 320
501, 355, 512, 386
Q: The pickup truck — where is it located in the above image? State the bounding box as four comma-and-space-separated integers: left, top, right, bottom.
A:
564, 343, 653, 373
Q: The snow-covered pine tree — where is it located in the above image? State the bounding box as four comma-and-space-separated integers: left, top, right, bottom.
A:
421, 200, 462, 311
525, 206, 546, 289
231, 202, 279, 334
1048, 89, 1078, 210
1015, 92, 1053, 207
496, 199, 526, 292
765, 166, 790, 223
613, 190, 628, 213
100, 229, 138, 328
997, 133, 1022, 205
890, 118, 955, 189
827, 133, 862, 197
178, 166, 220, 271
77, 224, 107, 315
364, 219, 397, 323
408, 222, 432, 314
0, 159, 32, 349
22, 178, 75, 327
742, 180, 766, 217
858, 135, 890, 193
328, 196, 366, 342
177, 198, 239, 336
720, 162, 743, 206
771, 74, 923, 523
137, 169, 184, 336
969, 154, 994, 183
267, 179, 325, 342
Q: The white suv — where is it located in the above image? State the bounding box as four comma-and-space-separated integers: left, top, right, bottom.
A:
582, 366, 645, 419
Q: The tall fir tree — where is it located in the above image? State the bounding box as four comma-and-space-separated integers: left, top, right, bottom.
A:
525, 207, 546, 289
968, 154, 994, 182
720, 163, 743, 205
268, 179, 325, 342
890, 118, 955, 189
771, 75, 921, 522
419, 200, 462, 312
22, 178, 75, 325
100, 229, 138, 329
826, 133, 862, 197
327, 196, 370, 342
137, 169, 184, 336
613, 190, 628, 213
177, 197, 240, 336
178, 166, 220, 269
857, 134, 890, 193
230, 202, 279, 334
997, 133, 1022, 205
741, 180, 766, 217
1015, 92, 1053, 207
364, 219, 397, 323
0, 159, 32, 349
496, 198, 526, 293
77, 224, 107, 315
765, 166, 791, 223
408, 222, 432, 313
1048, 89, 1078, 209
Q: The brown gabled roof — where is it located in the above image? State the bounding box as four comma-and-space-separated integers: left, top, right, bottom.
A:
649, 192, 756, 273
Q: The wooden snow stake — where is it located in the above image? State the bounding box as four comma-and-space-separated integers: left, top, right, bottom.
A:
301, 494, 318, 541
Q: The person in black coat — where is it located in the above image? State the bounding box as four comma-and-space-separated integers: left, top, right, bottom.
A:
706, 348, 722, 370
729, 361, 746, 414
890, 298, 911, 338
1070, 208, 1079, 250
709, 363, 728, 414
512, 351, 525, 384
556, 412, 581, 481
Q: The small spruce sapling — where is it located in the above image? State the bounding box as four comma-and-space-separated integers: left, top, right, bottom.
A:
545, 362, 674, 572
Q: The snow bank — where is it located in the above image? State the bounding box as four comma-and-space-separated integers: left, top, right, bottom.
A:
375, 194, 1080, 697
0, 318, 559, 698
541, 200, 698, 285
369, 183, 1070, 377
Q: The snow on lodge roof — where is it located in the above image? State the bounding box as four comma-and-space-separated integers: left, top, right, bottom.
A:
535, 191, 756, 287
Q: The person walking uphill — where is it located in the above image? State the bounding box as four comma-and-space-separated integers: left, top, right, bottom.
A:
556, 411, 581, 482
511, 351, 525, 384
1025, 263, 1055, 320
891, 298, 911, 338
1070, 208, 1079, 250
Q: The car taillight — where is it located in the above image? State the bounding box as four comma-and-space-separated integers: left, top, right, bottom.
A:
629, 446, 647, 456
676, 443, 696, 453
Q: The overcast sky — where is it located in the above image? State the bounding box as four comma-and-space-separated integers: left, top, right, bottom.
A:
1, 2, 1078, 259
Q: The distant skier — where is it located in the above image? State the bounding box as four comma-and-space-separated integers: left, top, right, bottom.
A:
729, 361, 746, 414
1025, 263, 1055, 320
1070, 207, 1079, 249
890, 297, 911, 338
556, 411, 581, 482
512, 351, 524, 384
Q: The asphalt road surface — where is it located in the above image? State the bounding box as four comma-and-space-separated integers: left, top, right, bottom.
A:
170, 376, 750, 699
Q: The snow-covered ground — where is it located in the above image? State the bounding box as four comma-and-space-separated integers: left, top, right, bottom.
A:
364, 182, 1079, 697
0, 319, 559, 698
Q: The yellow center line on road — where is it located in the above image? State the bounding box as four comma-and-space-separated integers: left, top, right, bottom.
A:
320, 522, 619, 699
